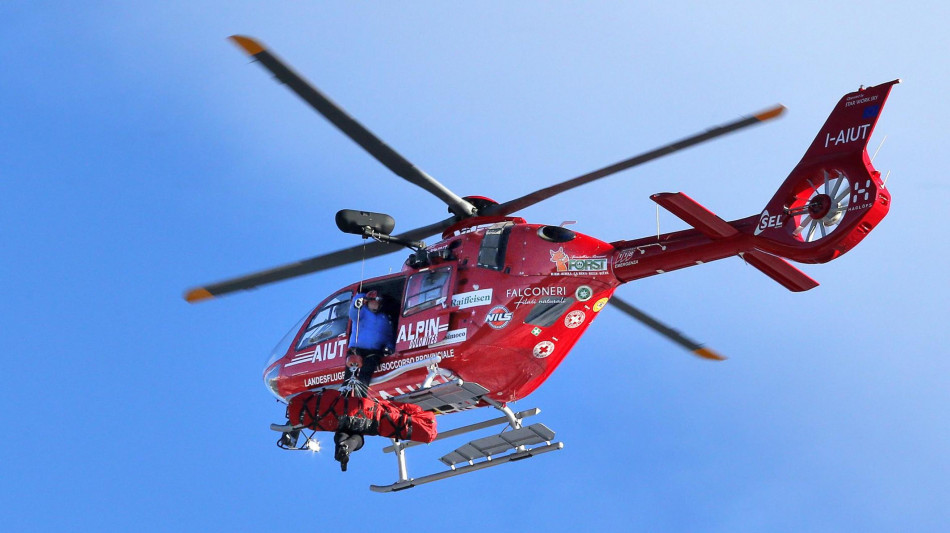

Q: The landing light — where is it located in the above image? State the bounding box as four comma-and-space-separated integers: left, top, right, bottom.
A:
306, 438, 321, 453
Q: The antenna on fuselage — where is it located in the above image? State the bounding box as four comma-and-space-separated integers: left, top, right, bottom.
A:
871, 134, 888, 162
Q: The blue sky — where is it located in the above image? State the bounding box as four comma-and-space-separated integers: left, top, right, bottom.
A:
2, 2, 947, 531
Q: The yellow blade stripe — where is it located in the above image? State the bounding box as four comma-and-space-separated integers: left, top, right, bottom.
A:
184, 288, 214, 303
754, 104, 786, 122
692, 347, 726, 361
229, 35, 265, 56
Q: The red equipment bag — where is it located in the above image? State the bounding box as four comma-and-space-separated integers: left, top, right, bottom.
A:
377, 400, 438, 443
286, 389, 437, 443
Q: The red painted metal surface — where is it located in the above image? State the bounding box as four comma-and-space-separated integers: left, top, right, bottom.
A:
269, 224, 620, 403
264, 80, 899, 408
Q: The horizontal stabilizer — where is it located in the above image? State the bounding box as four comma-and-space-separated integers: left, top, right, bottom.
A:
652, 192, 738, 239
652, 192, 818, 292
741, 250, 819, 292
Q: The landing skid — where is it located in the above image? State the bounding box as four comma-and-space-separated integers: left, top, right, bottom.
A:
370, 381, 563, 492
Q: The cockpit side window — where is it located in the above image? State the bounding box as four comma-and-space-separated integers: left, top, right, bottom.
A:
403, 268, 451, 316
295, 291, 352, 351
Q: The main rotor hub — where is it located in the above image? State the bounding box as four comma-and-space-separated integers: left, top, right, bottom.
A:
450, 196, 499, 216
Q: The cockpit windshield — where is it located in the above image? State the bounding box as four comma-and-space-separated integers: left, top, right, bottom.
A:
264, 312, 309, 370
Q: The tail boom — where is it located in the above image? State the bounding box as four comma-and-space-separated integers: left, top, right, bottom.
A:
610, 197, 817, 291
610, 80, 897, 291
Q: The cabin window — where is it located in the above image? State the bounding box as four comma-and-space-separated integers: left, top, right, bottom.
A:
295, 291, 352, 351
403, 268, 451, 316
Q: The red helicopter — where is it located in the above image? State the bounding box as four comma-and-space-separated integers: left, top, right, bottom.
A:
186, 36, 898, 492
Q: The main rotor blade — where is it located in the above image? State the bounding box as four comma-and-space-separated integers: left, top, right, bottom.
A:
184, 216, 457, 303
483, 106, 785, 217
229, 35, 476, 218
608, 296, 725, 361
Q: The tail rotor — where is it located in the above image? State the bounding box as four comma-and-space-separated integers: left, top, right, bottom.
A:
787, 169, 852, 242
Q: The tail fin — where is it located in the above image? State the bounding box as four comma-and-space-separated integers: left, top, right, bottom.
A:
752, 79, 899, 263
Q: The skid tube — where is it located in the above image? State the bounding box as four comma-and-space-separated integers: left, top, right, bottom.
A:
370, 407, 563, 492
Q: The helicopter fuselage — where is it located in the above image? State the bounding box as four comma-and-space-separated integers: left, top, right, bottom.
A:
265, 217, 622, 404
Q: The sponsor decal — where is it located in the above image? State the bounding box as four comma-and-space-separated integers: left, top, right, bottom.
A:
506, 286, 567, 298
286, 338, 347, 367
425, 348, 455, 359
862, 104, 881, 119
564, 310, 586, 329
844, 93, 879, 107
614, 249, 639, 268
397, 317, 450, 349
506, 286, 568, 308
533, 341, 555, 359
429, 328, 467, 347
754, 209, 784, 235
593, 297, 609, 312
531, 327, 542, 336
575, 285, 593, 302
451, 288, 493, 309
376, 351, 455, 374
486, 305, 513, 329
852, 179, 870, 203
304, 371, 346, 387
514, 296, 566, 308
843, 177, 873, 213
823, 123, 871, 148
550, 247, 608, 275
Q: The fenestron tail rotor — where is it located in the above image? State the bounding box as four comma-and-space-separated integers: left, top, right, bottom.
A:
787, 169, 852, 242
607, 296, 725, 361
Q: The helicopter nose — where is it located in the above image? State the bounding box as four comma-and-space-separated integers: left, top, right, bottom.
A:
263, 363, 283, 401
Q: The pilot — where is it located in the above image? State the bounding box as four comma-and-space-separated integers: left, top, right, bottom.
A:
335, 289, 396, 470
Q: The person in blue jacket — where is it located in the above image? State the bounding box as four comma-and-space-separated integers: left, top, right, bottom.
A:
342, 289, 396, 396
335, 289, 396, 470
